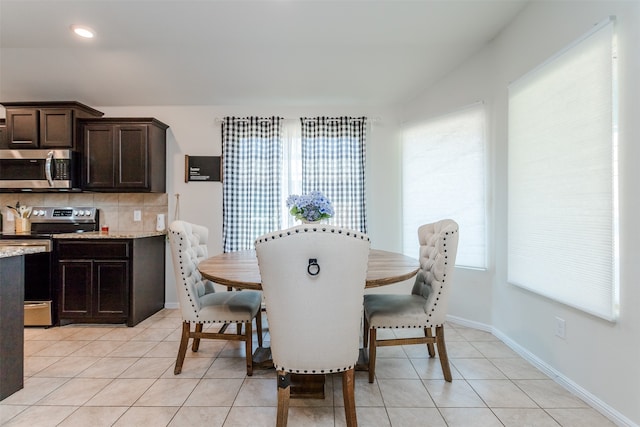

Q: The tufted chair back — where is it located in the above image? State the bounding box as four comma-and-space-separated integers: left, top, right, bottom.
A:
168, 220, 217, 322
410, 219, 459, 326
255, 225, 370, 373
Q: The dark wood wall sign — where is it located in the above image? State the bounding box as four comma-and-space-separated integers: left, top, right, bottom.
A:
185, 155, 221, 182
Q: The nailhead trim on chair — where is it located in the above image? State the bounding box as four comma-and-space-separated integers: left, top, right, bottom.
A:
255, 226, 370, 244
277, 365, 355, 374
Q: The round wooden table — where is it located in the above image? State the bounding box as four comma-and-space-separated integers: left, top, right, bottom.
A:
198, 248, 419, 290
197, 248, 419, 399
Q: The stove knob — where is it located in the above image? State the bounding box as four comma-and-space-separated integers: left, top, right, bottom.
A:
73, 210, 79, 216
38, 210, 46, 216
84, 210, 92, 216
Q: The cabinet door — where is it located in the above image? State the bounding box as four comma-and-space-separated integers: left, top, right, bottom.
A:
58, 261, 92, 318
0, 123, 7, 149
7, 108, 39, 148
94, 261, 129, 318
83, 124, 115, 189
116, 125, 149, 189
40, 109, 73, 148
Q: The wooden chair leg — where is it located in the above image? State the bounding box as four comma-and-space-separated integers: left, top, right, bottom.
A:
363, 316, 369, 348
342, 368, 358, 427
425, 327, 436, 357
255, 310, 263, 347
276, 371, 291, 427
174, 321, 190, 375
368, 328, 377, 383
192, 323, 203, 352
245, 321, 253, 376
435, 325, 452, 382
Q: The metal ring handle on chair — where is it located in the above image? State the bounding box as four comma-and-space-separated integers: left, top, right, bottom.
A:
307, 258, 320, 276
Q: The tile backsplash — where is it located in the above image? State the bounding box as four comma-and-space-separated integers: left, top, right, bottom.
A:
0, 193, 168, 233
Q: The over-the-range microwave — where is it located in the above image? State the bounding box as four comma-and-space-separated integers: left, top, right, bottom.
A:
0, 149, 80, 191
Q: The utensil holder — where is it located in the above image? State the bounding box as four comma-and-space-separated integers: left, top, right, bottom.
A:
15, 218, 31, 233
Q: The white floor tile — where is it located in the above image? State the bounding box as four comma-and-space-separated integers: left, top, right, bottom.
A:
0, 310, 616, 427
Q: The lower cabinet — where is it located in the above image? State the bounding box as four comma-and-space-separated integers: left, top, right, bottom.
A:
55, 236, 165, 326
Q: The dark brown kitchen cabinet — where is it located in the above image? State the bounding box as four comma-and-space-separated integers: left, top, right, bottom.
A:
55, 235, 165, 326
0, 119, 6, 148
80, 118, 168, 192
58, 259, 128, 321
1, 101, 103, 149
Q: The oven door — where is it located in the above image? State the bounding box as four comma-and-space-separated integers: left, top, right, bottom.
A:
0, 239, 54, 326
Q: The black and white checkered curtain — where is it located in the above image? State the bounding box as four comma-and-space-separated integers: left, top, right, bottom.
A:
300, 117, 367, 233
222, 117, 282, 252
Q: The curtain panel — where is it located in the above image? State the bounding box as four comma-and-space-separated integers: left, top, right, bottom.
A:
222, 117, 283, 252
300, 117, 367, 233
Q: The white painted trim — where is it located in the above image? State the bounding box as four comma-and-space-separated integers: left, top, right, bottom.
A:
446, 314, 492, 332
446, 314, 636, 427
164, 302, 179, 309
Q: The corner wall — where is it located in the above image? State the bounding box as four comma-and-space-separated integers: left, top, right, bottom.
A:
401, 2, 640, 425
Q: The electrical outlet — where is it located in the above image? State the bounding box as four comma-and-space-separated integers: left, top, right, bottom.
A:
133, 210, 142, 222
555, 316, 566, 339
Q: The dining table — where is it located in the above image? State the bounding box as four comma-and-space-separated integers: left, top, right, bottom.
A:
198, 248, 419, 398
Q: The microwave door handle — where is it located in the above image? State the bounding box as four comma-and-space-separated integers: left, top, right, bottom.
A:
45, 151, 54, 187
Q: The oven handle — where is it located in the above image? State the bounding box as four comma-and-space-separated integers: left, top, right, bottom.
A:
45, 151, 54, 187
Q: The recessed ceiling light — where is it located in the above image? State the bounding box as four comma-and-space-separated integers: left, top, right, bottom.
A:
70, 25, 95, 39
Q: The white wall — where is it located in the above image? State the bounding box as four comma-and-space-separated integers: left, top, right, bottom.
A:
402, 1, 640, 425
93, 105, 404, 304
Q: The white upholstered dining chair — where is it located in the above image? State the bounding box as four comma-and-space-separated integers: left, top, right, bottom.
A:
168, 220, 263, 376
255, 225, 370, 427
363, 219, 459, 383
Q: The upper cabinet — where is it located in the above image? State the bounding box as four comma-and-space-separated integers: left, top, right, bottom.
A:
1, 101, 104, 149
0, 119, 6, 148
80, 118, 168, 192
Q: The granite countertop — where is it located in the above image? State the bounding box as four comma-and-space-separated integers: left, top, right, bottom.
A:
0, 245, 48, 259
52, 231, 167, 239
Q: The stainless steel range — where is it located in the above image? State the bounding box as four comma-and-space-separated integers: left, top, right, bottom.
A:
0, 207, 99, 326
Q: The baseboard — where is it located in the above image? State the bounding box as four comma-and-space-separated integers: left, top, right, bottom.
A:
164, 302, 179, 309
446, 314, 492, 332
446, 314, 636, 427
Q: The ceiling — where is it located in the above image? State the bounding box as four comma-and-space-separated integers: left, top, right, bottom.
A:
0, 0, 528, 107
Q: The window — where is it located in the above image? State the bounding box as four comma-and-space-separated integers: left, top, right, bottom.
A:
402, 103, 488, 269
223, 116, 367, 252
508, 18, 618, 321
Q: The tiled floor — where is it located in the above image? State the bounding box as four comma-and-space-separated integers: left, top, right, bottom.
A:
1, 309, 615, 426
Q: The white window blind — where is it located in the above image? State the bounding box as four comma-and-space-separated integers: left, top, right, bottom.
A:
507, 18, 618, 321
402, 103, 487, 269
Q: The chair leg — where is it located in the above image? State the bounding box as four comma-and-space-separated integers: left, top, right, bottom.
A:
435, 325, 452, 382
255, 310, 263, 347
363, 316, 369, 348
174, 321, 190, 375
368, 328, 377, 383
276, 371, 291, 427
342, 368, 358, 427
244, 321, 253, 376
192, 323, 203, 352
425, 327, 436, 357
